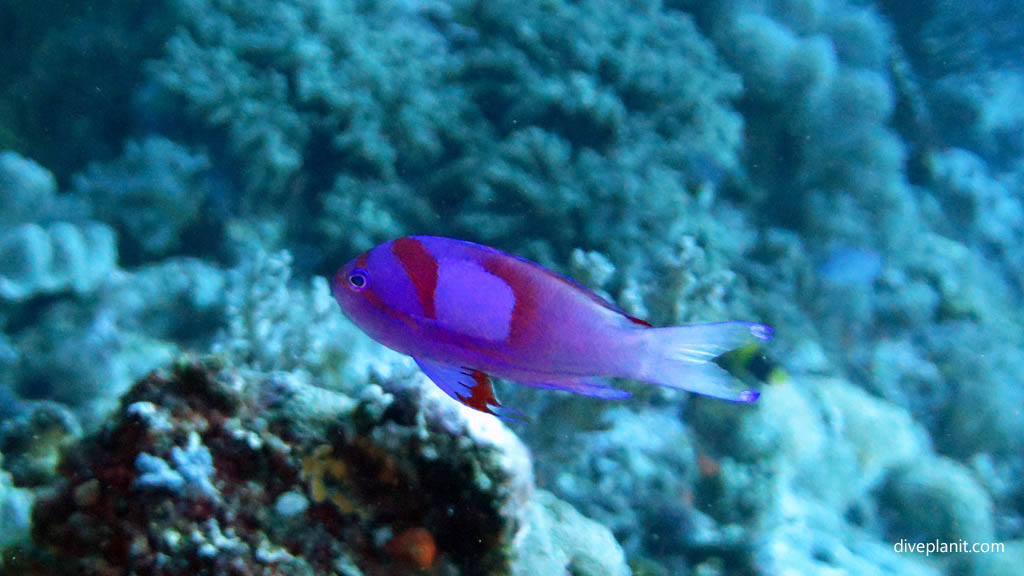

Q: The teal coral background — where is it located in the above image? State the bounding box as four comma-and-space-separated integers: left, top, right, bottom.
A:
1, 0, 1022, 574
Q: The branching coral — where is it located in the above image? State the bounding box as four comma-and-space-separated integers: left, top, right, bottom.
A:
72, 136, 214, 261
212, 245, 395, 393
148, 0, 466, 200
143, 0, 751, 326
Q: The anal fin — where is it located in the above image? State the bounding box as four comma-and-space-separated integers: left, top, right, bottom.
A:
520, 376, 632, 399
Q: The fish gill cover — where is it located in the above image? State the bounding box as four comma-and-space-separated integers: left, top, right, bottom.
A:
0, 0, 1022, 575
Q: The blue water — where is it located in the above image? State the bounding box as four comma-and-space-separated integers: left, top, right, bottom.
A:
1, 0, 1021, 574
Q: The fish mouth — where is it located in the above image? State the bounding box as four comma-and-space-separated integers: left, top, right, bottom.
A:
329, 268, 349, 297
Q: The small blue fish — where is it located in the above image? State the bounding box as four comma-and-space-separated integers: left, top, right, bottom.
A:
819, 246, 882, 287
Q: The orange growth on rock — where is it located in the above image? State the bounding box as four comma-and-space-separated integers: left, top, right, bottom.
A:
697, 452, 721, 477
386, 527, 437, 570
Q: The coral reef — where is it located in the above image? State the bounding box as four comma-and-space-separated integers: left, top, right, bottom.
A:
1, 0, 1023, 574
883, 0, 1024, 164
880, 457, 994, 567
0, 0, 175, 176
0, 402, 82, 488
700, 376, 942, 575
0, 151, 77, 226
5, 361, 627, 575
0, 401, 82, 552
139, 0, 752, 322
147, 0, 465, 204
512, 490, 629, 576
0, 451, 32, 549
0, 221, 117, 301
539, 407, 700, 556
72, 136, 216, 262
0, 152, 114, 301
0, 152, 227, 429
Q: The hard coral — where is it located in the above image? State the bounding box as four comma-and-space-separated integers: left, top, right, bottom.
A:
8, 360, 627, 575
72, 136, 214, 262
0, 222, 116, 301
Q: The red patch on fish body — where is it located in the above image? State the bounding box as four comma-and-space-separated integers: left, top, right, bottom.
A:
391, 237, 439, 319
481, 254, 541, 348
479, 245, 650, 337
532, 259, 652, 327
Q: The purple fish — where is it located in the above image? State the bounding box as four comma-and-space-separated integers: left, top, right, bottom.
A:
330, 236, 772, 419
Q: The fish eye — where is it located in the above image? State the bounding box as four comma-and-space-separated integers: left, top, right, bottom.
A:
347, 268, 368, 291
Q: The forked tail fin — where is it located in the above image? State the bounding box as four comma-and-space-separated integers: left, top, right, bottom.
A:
632, 321, 773, 403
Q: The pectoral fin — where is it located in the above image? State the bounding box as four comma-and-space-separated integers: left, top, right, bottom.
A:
414, 358, 523, 422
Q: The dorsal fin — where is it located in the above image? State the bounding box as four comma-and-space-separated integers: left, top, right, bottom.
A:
627, 315, 652, 327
